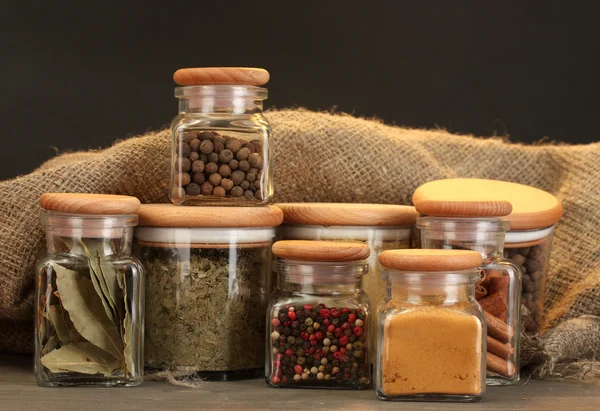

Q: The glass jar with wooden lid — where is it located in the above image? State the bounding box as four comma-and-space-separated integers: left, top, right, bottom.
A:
170, 67, 273, 205
413, 178, 522, 385
376, 249, 486, 402
134, 204, 283, 380
266, 240, 371, 389
35, 193, 144, 387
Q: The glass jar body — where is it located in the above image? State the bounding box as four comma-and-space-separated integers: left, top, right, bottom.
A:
505, 227, 554, 334
266, 261, 371, 389
35, 215, 144, 387
376, 271, 486, 402
170, 86, 273, 205
418, 217, 521, 385
135, 226, 275, 380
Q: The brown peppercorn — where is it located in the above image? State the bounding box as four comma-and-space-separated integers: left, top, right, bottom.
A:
199, 131, 214, 141
229, 159, 239, 170
254, 190, 262, 200
200, 140, 214, 154
185, 183, 201, 196
208, 152, 219, 163
221, 178, 234, 191
219, 149, 234, 163
190, 152, 199, 162
200, 181, 214, 195
213, 140, 224, 153
193, 172, 206, 184
176, 157, 191, 172
238, 160, 250, 171
246, 173, 256, 182
182, 131, 197, 142
209, 173, 222, 186
248, 153, 262, 168
189, 139, 201, 152
248, 167, 259, 176
231, 186, 244, 197
219, 164, 232, 177
205, 162, 218, 174
242, 143, 256, 154
254, 180, 261, 189
178, 172, 191, 186
226, 138, 243, 153
231, 170, 246, 186
192, 160, 205, 173
249, 184, 257, 193
178, 142, 191, 157
213, 186, 226, 197
250, 139, 262, 151
199, 154, 209, 163
236, 147, 251, 161
244, 190, 255, 200
240, 180, 250, 190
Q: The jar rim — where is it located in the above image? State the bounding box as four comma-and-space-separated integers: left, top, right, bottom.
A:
381, 268, 482, 285
174, 85, 268, 100
274, 259, 368, 274
43, 212, 138, 228
417, 216, 509, 232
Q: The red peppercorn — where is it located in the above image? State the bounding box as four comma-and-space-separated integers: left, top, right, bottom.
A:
333, 352, 344, 359
285, 349, 293, 357
317, 349, 325, 356
272, 376, 281, 384
282, 376, 288, 383
294, 365, 303, 374
341, 322, 351, 330
327, 325, 335, 333
311, 340, 317, 346
341, 307, 350, 314
284, 321, 291, 327
271, 318, 281, 327
314, 331, 323, 340
314, 354, 321, 361
344, 373, 351, 379
308, 347, 316, 354
288, 311, 297, 321
340, 347, 347, 355
279, 342, 284, 347
339, 335, 349, 346
273, 360, 282, 368
353, 326, 363, 336
335, 328, 344, 338
309, 334, 316, 341
323, 318, 330, 326
300, 331, 309, 340
348, 314, 356, 323
330, 308, 340, 317
304, 304, 313, 310
320, 309, 331, 318
275, 353, 283, 361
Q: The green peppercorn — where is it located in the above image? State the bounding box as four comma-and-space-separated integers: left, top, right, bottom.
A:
297, 356, 305, 365
304, 318, 313, 326
287, 336, 296, 344
332, 318, 340, 326
307, 326, 314, 334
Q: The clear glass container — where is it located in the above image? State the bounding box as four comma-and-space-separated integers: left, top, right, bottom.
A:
170, 85, 273, 205
135, 225, 276, 381
266, 259, 371, 389
505, 226, 555, 334
35, 213, 144, 387
417, 217, 521, 385
376, 267, 486, 402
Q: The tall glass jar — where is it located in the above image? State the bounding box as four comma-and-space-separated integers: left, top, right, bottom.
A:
134, 204, 283, 380
266, 241, 371, 389
376, 249, 486, 403
35, 194, 144, 387
170, 67, 273, 205
417, 217, 521, 385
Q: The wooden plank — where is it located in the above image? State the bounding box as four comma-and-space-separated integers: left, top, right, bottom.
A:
0, 354, 598, 411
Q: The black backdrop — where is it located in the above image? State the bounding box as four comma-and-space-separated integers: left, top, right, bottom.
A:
1, 1, 599, 180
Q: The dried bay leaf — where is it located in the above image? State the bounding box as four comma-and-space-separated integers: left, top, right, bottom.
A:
40, 342, 117, 376
122, 271, 135, 377
48, 305, 84, 345
41, 334, 59, 355
80, 240, 117, 323
52, 263, 123, 359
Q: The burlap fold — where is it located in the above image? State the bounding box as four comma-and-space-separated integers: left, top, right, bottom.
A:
1, 109, 598, 381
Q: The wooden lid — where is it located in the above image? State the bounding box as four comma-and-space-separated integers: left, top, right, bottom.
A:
272, 240, 370, 262
40, 193, 141, 215
413, 178, 562, 229
275, 203, 418, 226
137, 204, 283, 228
379, 249, 482, 271
173, 67, 270, 86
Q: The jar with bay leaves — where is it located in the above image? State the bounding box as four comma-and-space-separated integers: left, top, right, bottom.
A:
35, 193, 144, 387
134, 204, 283, 380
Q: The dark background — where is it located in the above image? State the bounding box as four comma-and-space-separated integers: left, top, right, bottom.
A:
1, 1, 599, 180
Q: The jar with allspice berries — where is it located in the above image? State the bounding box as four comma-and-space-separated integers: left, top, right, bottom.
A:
170, 67, 273, 205
266, 241, 371, 389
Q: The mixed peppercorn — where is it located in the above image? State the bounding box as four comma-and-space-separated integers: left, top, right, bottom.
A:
268, 303, 369, 388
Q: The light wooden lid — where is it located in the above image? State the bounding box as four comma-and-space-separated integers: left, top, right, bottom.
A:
272, 240, 370, 262
137, 204, 283, 228
40, 193, 141, 215
173, 67, 270, 86
413, 178, 562, 229
379, 249, 482, 271
275, 203, 418, 226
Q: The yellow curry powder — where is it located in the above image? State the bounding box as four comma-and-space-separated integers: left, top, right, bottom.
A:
381, 306, 483, 396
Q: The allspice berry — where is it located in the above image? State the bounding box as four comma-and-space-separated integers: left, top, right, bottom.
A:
221, 178, 234, 191
209, 173, 222, 186
254, 191, 262, 200
201, 182, 214, 195
236, 147, 251, 161
240, 180, 250, 190
178, 172, 191, 186
199, 154, 209, 163
182, 131, 196, 142
226, 138, 243, 153
231, 170, 246, 186
178, 142, 191, 157
185, 183, 201, 196
238, 160, 250, 171
200, 140, 214, 154
205, 162, 218, 174
244, 190, 254, 200
219, 164, 232, 177
193, 173, 206, 184
192, 160, 205, 173
213, 186, 226, 197
219, 149, 234, 164
208, 152, 219, 163
189, 138, 201, 152
248, 153, 262, 168
229, 159, 239, 170
242, 142, 256, 154
199, 131, 214, 141
231, 186, 244, 197
190, 152, 199, 161
177, 157, 191, 172
213, 140, 224, 153
246, 173, 256, 182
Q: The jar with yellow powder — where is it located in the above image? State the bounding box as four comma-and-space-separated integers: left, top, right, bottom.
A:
376, 249, 486, 402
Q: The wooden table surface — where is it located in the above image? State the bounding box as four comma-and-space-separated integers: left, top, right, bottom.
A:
1, 354, 598, 411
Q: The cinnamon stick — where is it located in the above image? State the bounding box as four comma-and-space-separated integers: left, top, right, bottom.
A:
479, 292, 508, 321
487, 352, 515, 378
484, 310, 514, 343
487, 335, 514, 359
488, 276, 510, 295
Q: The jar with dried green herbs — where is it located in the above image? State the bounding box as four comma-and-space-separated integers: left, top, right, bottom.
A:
135, 204, 283, 380
35, 193, 144, 387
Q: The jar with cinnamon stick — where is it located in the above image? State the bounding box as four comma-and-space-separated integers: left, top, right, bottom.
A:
376, 249, 486, 402
413, 178, 522, 385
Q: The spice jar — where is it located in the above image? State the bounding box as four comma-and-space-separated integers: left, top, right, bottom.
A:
413, 179, 522, 385
377, 249, 486, 402
275, 203, 417, 358
266, 241, 371, 389
134, 204, 282, 380
170, 67, 273, 205
35, 194, 144, 387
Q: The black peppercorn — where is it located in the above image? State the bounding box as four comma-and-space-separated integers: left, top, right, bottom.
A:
292, 328, 301, 337
299, 324, 307, 331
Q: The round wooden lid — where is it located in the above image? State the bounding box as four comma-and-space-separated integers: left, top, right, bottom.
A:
275, 203, 418, 226
272, 240, 370, 262
413, 178, 562, 229
173, 67, 270, 86
40, 193, 141, 215
137, 204, 283, 228
379, 249, 482, 271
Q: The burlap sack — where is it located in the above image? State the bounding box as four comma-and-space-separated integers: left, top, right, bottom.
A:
1, 109, 598, 381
